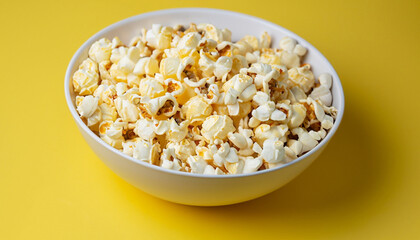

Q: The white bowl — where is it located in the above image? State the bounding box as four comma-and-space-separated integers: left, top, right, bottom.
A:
64, 8, 344, 206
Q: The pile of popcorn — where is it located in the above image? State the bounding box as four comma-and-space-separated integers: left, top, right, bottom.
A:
73, 23, 337, 175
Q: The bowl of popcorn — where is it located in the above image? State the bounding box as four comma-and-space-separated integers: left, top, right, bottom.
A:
65, 8, 344, 206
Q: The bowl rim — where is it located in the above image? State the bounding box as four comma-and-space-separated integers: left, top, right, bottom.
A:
64, 7, 345, 179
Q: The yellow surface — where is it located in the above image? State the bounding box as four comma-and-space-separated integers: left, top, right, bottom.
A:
1, 0, 419, 239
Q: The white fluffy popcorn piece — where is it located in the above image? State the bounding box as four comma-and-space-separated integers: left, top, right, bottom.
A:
254, 124, 288, 146
261, 138, 285, 163
98, 103, 117, 122
145, 24, 173, 50
72, 58, 99, 95
153, 119, 170, 135
122, 139, 139, 157
291, 127, 319, 153
114, 97, 139, 123
310, 85, 332, 106
279, 36, 297, 52
287, 139, 303, 155
288, 64, 315, 93
251, 92, 288, 122
93, 84, 117, 105
293, 44, 307, 56
161, 158, 183, 172
99, 119, 127, 149
242, 156, 263, 173
321, 115, 334, 130
133, 139, 161, 165
247, 63, 279, 93
214, 56, 233, 79
225, 159, 245, 174
134, 118, 155, 140
140, 93, 179, 118
165, 78, 184, 97
168, 139, 196, 161
177, 32, 201, 51
201, 115, 236, 142
288, 103, 306, 128
203, 165, 225, 175
187, 156, 208, 174
166, 118, 189, 142
139, 77, 166, 98
202, 24, 231, 43
133, 57, 159, 76
160, 57, 181, 79
222, 73, 256, 115
76, 95, 99, 119
288, 86, 307, 103
198, 50, 216, 78
195, 82, 220, 104
284, 146, 298, 162
115, 82, 128, 97
310, 73, 333, 106
228, 127, 253, 151
211, 142, 239, 168
181, 96, 213, 124
76, 95, 102, 127
278, 36, 305, 68
88, 38, 112, 63
117, 47, 141, 74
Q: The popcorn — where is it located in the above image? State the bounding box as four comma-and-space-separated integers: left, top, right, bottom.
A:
145, 24, 173, 50
134, 118, 155, 140
225, 159, 244, 174
133, 139, 161, 165
166, 118, 189, 142
160, 57, 181, 79
76, 95, 99, 119
117, 47, 141, 74
201, 115, 236, 142
291, 127, 318, 153
214, 56, 232, 79
164, 78, 184, 97
187, 156, 208, 174
177, 32, 201, 53
161, 158, 183, 171
261, 138, 285, 164
181, 96, 213, 124
309, 73, 333, 106
114, 97, 139, 122
211, 142, 239, 168
203, 165, 225, 175
72, 58, 99, 95
202, 24, 231, 43
288, 103, 307, 128
133, 57, 159, 76
99, 119, 126, 149
140, 93, 179, 118
254, 124, 288, 146
73, 23, 337, 175
288, 64, 315, 93
98, 103, 117, 122
169, 139, 196, 161
139, 77, 166, 98
122, 139, 138, 157
89, 38, 112, 63
242, 156, 263, 173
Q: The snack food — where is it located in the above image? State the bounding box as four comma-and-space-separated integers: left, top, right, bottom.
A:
73, 23, 337, 175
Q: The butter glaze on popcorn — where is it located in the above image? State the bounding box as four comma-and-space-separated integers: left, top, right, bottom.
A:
72, 23, 338, 175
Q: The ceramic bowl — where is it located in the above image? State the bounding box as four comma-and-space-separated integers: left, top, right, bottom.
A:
64, 8, 344, 206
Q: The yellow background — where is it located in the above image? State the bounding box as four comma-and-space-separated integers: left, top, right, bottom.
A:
1, 0, 419, 239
